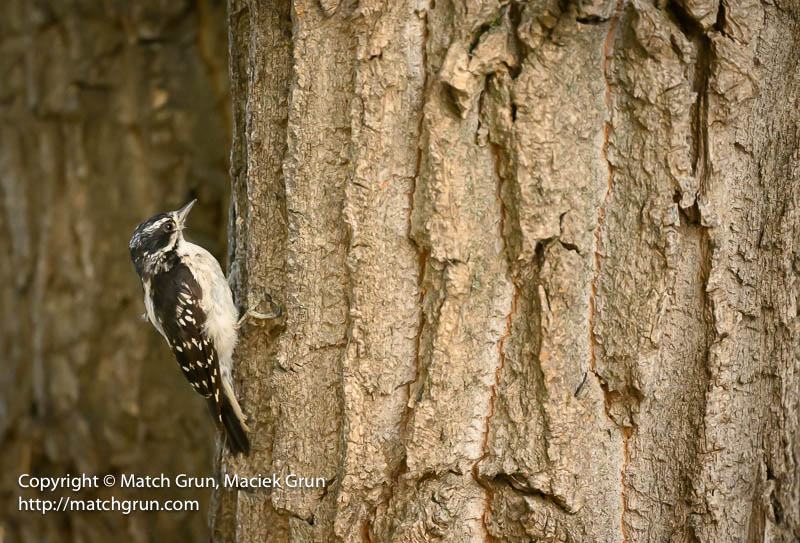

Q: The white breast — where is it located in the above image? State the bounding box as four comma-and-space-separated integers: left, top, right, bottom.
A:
176, 241, 239, 370
143, 278, 167, 340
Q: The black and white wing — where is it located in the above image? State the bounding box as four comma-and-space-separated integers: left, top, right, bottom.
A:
150, 264, 223, 419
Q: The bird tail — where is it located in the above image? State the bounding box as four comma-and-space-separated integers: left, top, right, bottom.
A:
208, 389, 250, 456
221, 394, 250, 456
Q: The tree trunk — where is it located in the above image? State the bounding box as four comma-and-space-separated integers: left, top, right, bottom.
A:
1, 1, 231, 541
221, 0, 800, 542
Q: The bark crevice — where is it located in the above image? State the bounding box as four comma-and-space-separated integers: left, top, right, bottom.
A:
594, 5, 631, 542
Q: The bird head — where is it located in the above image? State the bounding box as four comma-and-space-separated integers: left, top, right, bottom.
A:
129, 199, 196, 277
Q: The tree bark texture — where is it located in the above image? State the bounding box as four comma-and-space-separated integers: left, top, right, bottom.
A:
222, 0, 800, 542
0, 1, 231, 541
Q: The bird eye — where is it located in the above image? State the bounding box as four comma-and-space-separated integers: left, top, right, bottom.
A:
164, 222, 175, 232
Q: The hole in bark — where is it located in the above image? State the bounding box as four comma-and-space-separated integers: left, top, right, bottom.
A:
766, 461, 784, 524
678, 201, 702, 225
665, 0, 704, 37
772, 495, 783, 524
470, 19, 500, 54
415, 471, 438, 490
576, 15, 609, 24
510, 102, 517, 122
507, 2, 526, 77
559, 240, 580, 253
504, 61, 522, 79
442, 83, 467, 117
534, 238, 551, 263
714, 0, 726, 32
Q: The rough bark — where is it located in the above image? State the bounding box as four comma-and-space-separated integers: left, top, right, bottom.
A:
0, 1, 231, 541
223, 0, 800, 542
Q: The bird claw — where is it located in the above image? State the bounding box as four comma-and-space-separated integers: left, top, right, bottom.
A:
141, 312, 149, 322
236, 302, 284, 329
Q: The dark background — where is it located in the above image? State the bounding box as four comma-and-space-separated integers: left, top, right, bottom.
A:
0, 0, 232, 540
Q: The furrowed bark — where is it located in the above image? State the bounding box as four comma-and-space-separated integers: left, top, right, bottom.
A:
223, 1, 800, 542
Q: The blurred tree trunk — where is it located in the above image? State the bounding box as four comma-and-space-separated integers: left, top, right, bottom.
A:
219, 0, 800, 542
0, 1, 231, 541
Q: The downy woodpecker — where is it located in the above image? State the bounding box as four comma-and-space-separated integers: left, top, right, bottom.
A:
129, 199, 250, 455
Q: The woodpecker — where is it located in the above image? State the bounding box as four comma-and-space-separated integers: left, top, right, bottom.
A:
129, 199, 250, 455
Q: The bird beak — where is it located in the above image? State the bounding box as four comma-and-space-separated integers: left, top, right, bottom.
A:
175, 199, 197, 228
